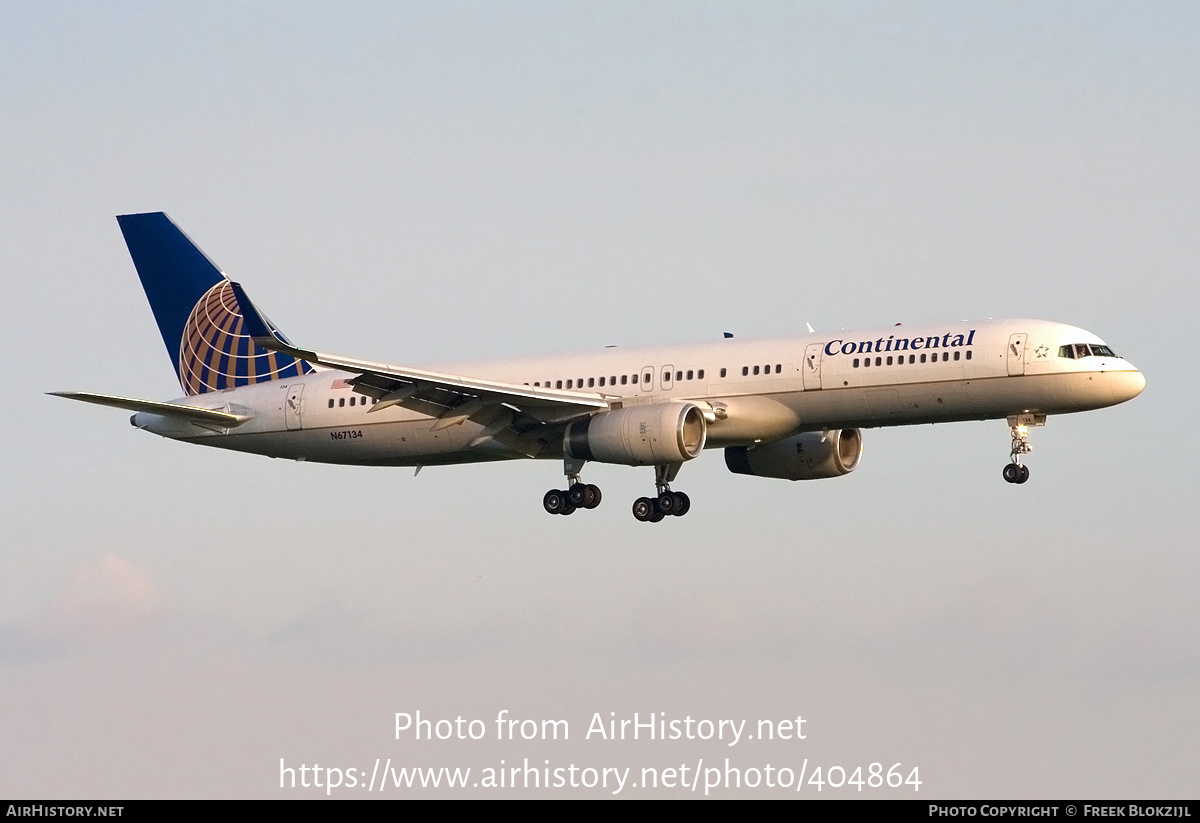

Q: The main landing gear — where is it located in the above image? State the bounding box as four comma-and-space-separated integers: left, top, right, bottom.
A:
543, 456, 602, 516
541, 460, 692, 521
542, 484, 602, 515
632, 463, 691, 523
1002, 413, 1045, 485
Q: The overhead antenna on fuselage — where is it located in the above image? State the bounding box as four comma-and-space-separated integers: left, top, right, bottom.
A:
806, 323, 815, 333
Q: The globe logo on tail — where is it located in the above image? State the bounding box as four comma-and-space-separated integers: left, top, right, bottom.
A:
178, 281, 312, 395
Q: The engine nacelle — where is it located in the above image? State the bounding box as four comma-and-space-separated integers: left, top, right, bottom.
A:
724, 429, 863, 481
565, 403, 707, 466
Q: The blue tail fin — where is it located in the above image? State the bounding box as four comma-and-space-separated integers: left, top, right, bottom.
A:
117, 212, 313, 395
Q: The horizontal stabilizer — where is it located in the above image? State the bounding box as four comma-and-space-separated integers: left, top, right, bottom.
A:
49, 392, 251, 426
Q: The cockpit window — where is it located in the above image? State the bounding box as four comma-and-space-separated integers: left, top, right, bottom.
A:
1059, 343, 1118, 359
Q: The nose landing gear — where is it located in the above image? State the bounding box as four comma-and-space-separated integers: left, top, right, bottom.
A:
1003, 413, 1044, 485
1002, 462, 1029, 484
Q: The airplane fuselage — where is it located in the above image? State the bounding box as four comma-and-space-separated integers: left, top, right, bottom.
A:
133, 318, 1145, 467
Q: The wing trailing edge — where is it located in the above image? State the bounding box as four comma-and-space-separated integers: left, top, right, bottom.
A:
229, 281, 609, 424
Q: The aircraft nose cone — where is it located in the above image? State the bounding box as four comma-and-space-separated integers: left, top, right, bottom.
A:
1110, 369, 1146, 403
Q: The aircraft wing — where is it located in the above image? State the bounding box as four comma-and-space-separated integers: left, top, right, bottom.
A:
229, 282, 609, 425
48, 392, 252, 426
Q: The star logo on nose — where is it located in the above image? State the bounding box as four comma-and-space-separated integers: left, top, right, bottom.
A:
1034, 345, 1049, 359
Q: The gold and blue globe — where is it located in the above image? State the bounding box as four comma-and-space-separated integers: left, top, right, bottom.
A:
178, 281, 311, 395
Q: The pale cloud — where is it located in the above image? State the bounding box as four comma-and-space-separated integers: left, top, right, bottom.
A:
0, 554, 167, 667
41, 553, 166, 644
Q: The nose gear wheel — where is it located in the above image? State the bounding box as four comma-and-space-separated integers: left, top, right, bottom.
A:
1002, 414, 1041, 485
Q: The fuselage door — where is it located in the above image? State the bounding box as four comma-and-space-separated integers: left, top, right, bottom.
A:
661, 365, 675, 392
285, 384, 305, 430
640, 366, 654, 393
803, 343, 824, 390
1007, 333, 1028, 376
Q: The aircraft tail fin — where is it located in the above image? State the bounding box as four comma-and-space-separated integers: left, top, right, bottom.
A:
116, 212, 313, 395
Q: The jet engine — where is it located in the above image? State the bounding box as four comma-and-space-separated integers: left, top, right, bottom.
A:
724, 428, 863, 481
565, 403, 707, 466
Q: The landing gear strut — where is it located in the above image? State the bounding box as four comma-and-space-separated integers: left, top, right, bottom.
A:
1003, 413, 1044, 485
633, 463, 691, 523
543, 456, 602, 516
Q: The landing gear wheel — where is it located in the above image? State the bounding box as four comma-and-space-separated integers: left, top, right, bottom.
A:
543, 489, 567, 514
632, 497, 654, 522
1017, 464, 1030, 484
649, 509, 665, 523
584, 484, 602, 509
672, 491, 690, 516
567, 484, 588, 507
1002, 463, 1021, 484
656, 491, 677, 515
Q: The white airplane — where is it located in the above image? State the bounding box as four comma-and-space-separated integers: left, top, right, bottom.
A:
53, 212, 1146, 522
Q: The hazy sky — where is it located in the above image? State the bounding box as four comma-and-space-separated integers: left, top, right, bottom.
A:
1, 1, 1196, 797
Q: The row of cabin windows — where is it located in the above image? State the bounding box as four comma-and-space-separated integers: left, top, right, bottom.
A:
328, 395, 378, 408
529, 370, 708, 390
853, 350, 971, 368
742, 364, 782, 376
533, 374, 639, 389
322, 351, 972, 406
527, 364, 797, 390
